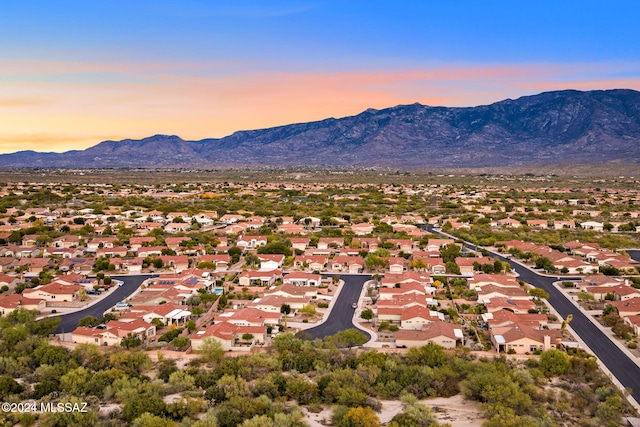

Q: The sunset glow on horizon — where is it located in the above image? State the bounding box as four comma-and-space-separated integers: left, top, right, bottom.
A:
1, 1, 639, 153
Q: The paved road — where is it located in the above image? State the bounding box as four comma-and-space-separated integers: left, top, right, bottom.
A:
306, 275, 372, 340
461, 238, 640, 404
53, 274, 155, 334
628, 250, 640, 263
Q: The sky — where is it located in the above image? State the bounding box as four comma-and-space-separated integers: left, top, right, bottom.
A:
1, 0, 640, 153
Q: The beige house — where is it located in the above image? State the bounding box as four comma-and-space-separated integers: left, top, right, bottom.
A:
283, 272, 322, 287
331, 256, 364, 273
71, 319, 156, 346
238, 270, 282, 287
23, 282, 81, 302
237, 235, 268, 249
395, 321, 464, 349
425, 239, 455, 252
455, 256, 493, 275
199, 254, 231, 271
122, 303, 192, 326
52, 235, 81, 248
266, 283, 318, 299
386, 258, 406, 274
400, 306, 444, 330
250, 295, 309, 312
624, 315, 640, 336
215, 307, 281, 327
477, 284, 531, 301
378, 282, 431, 301
0, 294, 46, 316
491, 323, 562, 354
611, 298, 640, 318
257, 254, 285, 270
190, 322, 265, 351
293, 255, 327, 272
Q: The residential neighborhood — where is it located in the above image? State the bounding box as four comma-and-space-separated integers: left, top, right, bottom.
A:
0, 177, 634, 358
0, 174, 637, 426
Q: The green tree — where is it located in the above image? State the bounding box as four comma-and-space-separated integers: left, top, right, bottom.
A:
603, 304, 618, 316
78, 315, 101, 327
131, 413, 178, 427
38, 397, 98, 427
360, 308, 374, 322
0, 375, 24, 399
389, 396, 438, 427
228, 246, 242, 264
325, 329, 368, 348
121, 334, 142, 349
440, 243, 461, 263
244, 253, 260, 268
167, 370, 196, 393
535, 256, 556, 272
406, 343, 446, 367
280, 304, 291, 329
445, 261, 461, 274
364, 254, 386, 271
301, 304, 317, 316
539, 349, 571, 377
122, 392, 166, 422
197, 337, 225, 364
257, 240, 293, 256
171, 336, 189, 350
409, 258, 427, 271
577, 292, 595, 302
529, 287, 550, 301
338, 407, 380, 427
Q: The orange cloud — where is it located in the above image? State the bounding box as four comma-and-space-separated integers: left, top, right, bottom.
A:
0, 97, 51, 107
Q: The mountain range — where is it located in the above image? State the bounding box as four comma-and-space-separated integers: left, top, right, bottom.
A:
2, 89, 640, 169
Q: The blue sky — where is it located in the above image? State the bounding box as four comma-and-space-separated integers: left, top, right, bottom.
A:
1, 0, 639, 152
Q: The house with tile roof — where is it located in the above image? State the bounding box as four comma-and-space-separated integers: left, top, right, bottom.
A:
395, 321, 464, 349
490, 323, 563, 354
282, 272, 322, 287
190, 322, 265, 351
0, 294, 46, 316
23, 282, 81, 303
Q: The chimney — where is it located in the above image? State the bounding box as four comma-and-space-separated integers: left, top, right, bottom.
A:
543, 335, 551, 350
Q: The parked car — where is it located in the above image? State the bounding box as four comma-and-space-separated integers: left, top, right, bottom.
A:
351, 302, 358, 309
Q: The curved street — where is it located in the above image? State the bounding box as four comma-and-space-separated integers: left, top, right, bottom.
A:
53, 274, 155, 334
462, 239, 640, 405
627, 250, 640, 263
306, 274, 372, 340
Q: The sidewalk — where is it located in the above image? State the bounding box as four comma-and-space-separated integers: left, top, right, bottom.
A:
351, 280, 380, 347
433, 227, 640, 412
554, 280, 640, 412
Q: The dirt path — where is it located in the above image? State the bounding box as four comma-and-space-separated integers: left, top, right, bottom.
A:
302, 394, 484, 427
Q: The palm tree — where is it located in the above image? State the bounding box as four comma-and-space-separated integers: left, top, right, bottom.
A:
280, 304, 291, 329
561, 313, 573, 336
